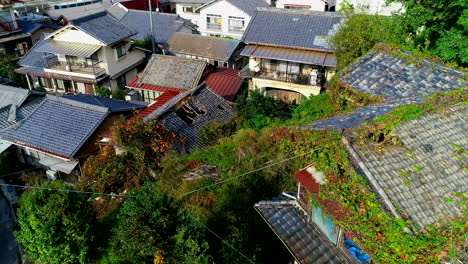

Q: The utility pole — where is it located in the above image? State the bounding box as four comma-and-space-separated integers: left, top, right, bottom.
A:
149, 0, 156, 53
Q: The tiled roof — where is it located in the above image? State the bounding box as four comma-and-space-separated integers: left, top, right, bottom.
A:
0, 95, 109, 159
17, 37, 57, 68
63, 94, 147, 113
242, 8, 342, 51
0, 85, 32, 109
71, 11, 138, 45
201, 0, 269, 16
255, 196, 350, 264
144, 83, 237, 152
349, 105, 468, 228
0, 97, 45, 131
341, 50, 467, 100
127, 77, 185, 93
167, 32, 240, 61
308, 97, 423, 131
117, 8, 194, 44
133, 91, 180, 119
138, 55, 207, 90
205, 68, 243, 102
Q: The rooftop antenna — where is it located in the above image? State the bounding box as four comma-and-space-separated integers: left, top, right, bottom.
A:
148, 0, 156, 54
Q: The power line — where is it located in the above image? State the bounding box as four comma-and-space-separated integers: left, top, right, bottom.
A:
180, 151, 309, 197
0, 183, 137, 198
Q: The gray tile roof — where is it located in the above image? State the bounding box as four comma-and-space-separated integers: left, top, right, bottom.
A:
0, 85, 31, 109
63, 94, 147, 112
242, 8, 342, 51
308, 97, 423, 131
167, 32, 240, 61
350, 105, 468, 228
138, 55, 207, 90
117, 8, 194, 44
341, 50, 467, 100
0, 95, 109, 159
17, 37, 56, 68
0, 97, 45, 131
71, 11, 138, 45
223, 0, 270, 16
144, 83, 237, 152
255, 197, 350, 264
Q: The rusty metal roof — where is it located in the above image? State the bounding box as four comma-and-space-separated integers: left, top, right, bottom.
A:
205, 68, 243, 102
167, 32, 240, 62
241, 45, 337, 67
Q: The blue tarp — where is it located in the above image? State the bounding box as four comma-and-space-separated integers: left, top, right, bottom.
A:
344, 236, 371, 263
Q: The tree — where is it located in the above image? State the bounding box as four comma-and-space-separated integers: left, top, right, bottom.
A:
390, 0, 468, 66
14, 181, 96, 264
95, 87, 111, 97
330, 7, 403, 69
107, 183, 211, 264
78, 118, 178, 194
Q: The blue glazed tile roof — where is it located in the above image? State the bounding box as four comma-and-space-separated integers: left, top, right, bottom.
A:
242, 8, 342, 51
0, 95, 109, 159
63, 94, 147, 113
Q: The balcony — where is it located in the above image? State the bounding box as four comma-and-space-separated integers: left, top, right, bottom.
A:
228, 25, 244, 33
207, 23, 222, 31
242, 67, 321, 86
45, 60, 106, 79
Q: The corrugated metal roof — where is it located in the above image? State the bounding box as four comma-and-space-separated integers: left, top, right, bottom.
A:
168, 32, 240, 61
205, 68, 243, 102
241, 45, 337, 67
242, 8, 342, 51
132, 91, 180, 119
35, 40, 102, 57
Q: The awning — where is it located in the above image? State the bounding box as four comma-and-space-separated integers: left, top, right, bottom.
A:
39, 156, 79, 174
241, 45, 337, 67
36, 40, 102, 57
0, 140, 12, 154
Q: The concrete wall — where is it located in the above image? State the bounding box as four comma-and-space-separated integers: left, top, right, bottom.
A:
252, 77, 321, 98
198, 0, 251, 39
276, 0, 327, 11
335, 0, 402, 15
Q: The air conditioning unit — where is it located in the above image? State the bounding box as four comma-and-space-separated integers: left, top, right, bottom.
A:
46, 170, 58, 181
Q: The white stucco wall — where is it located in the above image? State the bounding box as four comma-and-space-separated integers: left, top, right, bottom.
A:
53, 27, 104, 45
100, 40, 146, 77
335, 0, 403, 15
198, 0, 251, 39
175, 3, 202, 25
276, 0, 327, 11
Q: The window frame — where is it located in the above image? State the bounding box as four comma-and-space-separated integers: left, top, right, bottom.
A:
116, 44, 127, 59
228, 16, 245, 33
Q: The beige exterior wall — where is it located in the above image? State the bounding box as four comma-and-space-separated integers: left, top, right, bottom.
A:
251, 77, 322, 98
276, 0, 327, 11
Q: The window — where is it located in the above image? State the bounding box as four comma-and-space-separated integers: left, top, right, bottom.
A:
311, 205, 339, 244
65, 55, 78, 65
182, 6, 194, 13
116, 44, 127, 58
207, 14, 222, 31
16, 42, 28, 56
284, 5, 311, 10
228, 16, 245, 33
117, 75, 126, 90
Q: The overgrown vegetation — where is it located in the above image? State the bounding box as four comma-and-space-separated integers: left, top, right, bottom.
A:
95, 87, 111, 98
0, 55, 28, 88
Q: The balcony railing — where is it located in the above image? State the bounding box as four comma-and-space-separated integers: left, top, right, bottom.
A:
243, 67, 321, 86
207, 23, 222, 31
228, 25, 244, 33
47, 60, 105, 77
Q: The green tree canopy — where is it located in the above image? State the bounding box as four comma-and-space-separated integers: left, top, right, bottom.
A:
107, 183, 210, 264
330, 7, 403, 69
391, 0, 468, 66
14, 181, 97, 264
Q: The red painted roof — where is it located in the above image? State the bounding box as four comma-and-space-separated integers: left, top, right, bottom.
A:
127, 77, 185, 94
132, 91, 179, 120
120, 0, 165, 10
205, 68, 244, 102
293, 167, 320, 193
